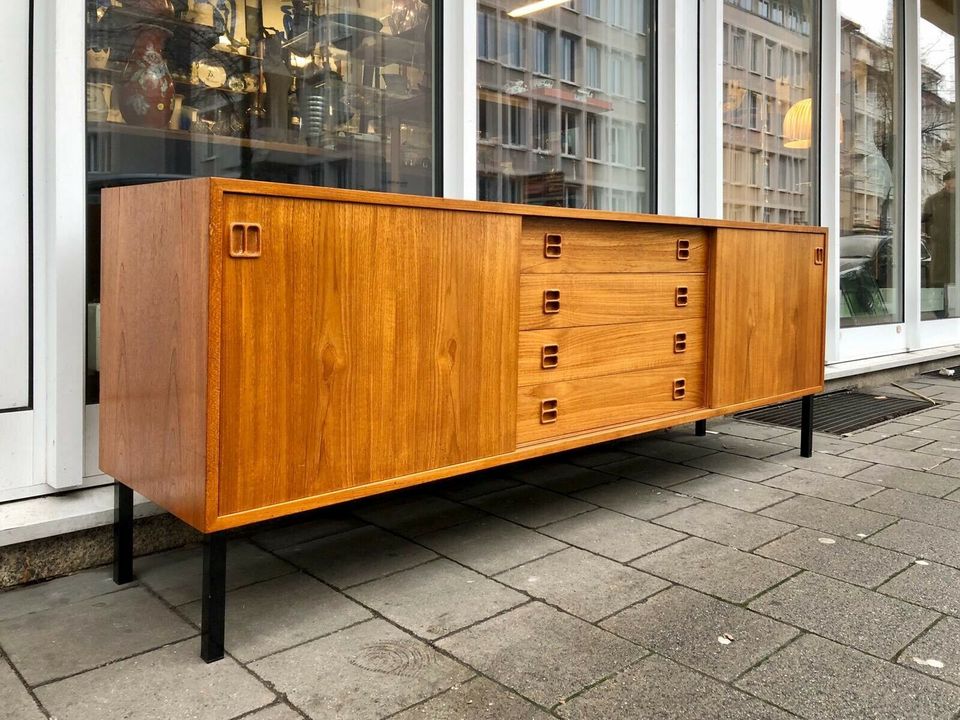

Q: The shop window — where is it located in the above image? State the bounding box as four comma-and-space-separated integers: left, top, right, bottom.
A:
476, 0, 653, 212
723, 0, 817, 227
85, 0, 436, 404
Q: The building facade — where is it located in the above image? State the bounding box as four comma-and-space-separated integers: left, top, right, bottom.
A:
0, 0, 958, 545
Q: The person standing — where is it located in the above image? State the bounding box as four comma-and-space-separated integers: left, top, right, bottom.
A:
921, 170, 957, 316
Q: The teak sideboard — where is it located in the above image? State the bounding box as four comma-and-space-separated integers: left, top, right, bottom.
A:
100, 178, 828, 661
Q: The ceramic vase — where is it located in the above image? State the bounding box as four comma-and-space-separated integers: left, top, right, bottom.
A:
118, 25, 176, 128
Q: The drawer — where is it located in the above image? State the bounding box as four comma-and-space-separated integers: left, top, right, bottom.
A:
520, 274, 705, 330
518, 363, 705, 444
519, 319, 705, 386
521, 218, 707, 274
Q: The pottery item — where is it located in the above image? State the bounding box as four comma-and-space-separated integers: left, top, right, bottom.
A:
167, 93, 184, 129
118, 24, 176, 128
87, 47, 112, 69
388, 0, 428, 35
184, 0, 217, 26
87, 82, 113, 121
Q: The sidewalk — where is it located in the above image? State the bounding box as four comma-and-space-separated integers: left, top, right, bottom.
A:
4, 376, 960, 719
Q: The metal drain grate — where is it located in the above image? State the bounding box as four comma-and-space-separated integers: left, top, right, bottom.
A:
735, 390, 933, 435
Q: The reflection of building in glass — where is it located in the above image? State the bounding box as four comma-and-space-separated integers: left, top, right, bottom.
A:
476, 1, 653, 211
840, 17, 898, 236
722, 0, 814, 225
921, 63, 955, 203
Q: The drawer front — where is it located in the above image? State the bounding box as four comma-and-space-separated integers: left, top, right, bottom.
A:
518, 364, 705, 444
520, 218, 707, 274
520, 274, 706, 330
519, 319, 706, 386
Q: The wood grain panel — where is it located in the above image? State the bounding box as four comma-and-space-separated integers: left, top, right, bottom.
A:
520, 218, 707, 274
518, 319, 706, 386
517, 363, 705, 444
708, 229, 827, 408
99, 179, 212, 531
217, 195, 520, 515
520, 274, 706, 329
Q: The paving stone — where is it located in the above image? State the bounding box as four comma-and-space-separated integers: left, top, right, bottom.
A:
748, 572, 937, 659
875, 434, 937, 451
738, 633, 960, 720
655, 502, 795, 551
698, 419, 796, 441
242, 705, 303, 720
669, 474, 793, 511
352, 495, 484, 537
880, 561, 960, 616
769, 433, 862, 455
539, 508, 685, 562
891, 411, 943, 426
248, 513, 362, 551
684, 453, 790, 482
602, 585, 797, 682
870, 421, 924, 436
36, 639, 274, 720
434, 473, 521, 501
905, 425, 960, 443
616, 437, 717, 462
764, 450, 874, 478
436, 602, 643, 708
506, 460, 613, 493
0, 567, 131, 622
0, 586, 194, 686
933, 418, 960, 430
842, 444, 947, 472
417, 516, 566, 575
925, 388, 960, 403
932, 459, 960, 478
138, 540, 294, 605
181, 571, 370, 662
847, 463, 960, 498
0, 657, 43, 720
842, 429, 892, 444
496, 547, 669, 622
390, 677, 554, 720
346, 559, 525, 640
755, 528, 912, 588
464, 486, 593, 528
560, 444, 636, 469
632, 537, 796, 603
868, 520, 960, 568
672, 434, 789, 460
594, 456, 708, 487
898, 617, 960, 684
917, 441, 960, 459
763, 468, 883, 505
252, 619, 471, 720
277, 526, 436, 589
857, 488, 960, 532
923, 407, 960, 419
557, 654, 794, 720
759, 495, 894, 539
572, 479, 698, 520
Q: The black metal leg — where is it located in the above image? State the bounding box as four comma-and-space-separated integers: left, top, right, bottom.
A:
201, 534, 227, 663
113, 482, 134, 585
800, 395, 814, 458
695, 419, 707, 437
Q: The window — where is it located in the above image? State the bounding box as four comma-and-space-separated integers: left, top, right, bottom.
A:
586, 43, 602, 88
750, 35, 763, 74
476, 1, 654, 212
561, 34, 578, 82
765, 40, 776, 79
534, 26, 553, 75
748, 92, 760, 130
561, 110, 579, 156
534, 103, 552, 152
503, 18, 524, 68
478, 9, 497, 60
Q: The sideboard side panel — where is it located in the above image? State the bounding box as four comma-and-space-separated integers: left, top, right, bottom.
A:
217, 196, 520, 516
707, 228, 827, 408
99, 179, 212, 531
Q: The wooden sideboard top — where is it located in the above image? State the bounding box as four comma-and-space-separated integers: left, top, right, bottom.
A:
133, 177, 829, 236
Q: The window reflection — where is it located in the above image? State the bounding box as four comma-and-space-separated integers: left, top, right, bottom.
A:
476, 1, 654, 211
722, 0, 817, 226
839, 1, 901, 327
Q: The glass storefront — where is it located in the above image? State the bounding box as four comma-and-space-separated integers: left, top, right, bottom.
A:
839, 0, 902, 328
722, 0, 818, 225
84, 0, 436, 401
920, 0, 959, 320
476, 0, 654, 211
